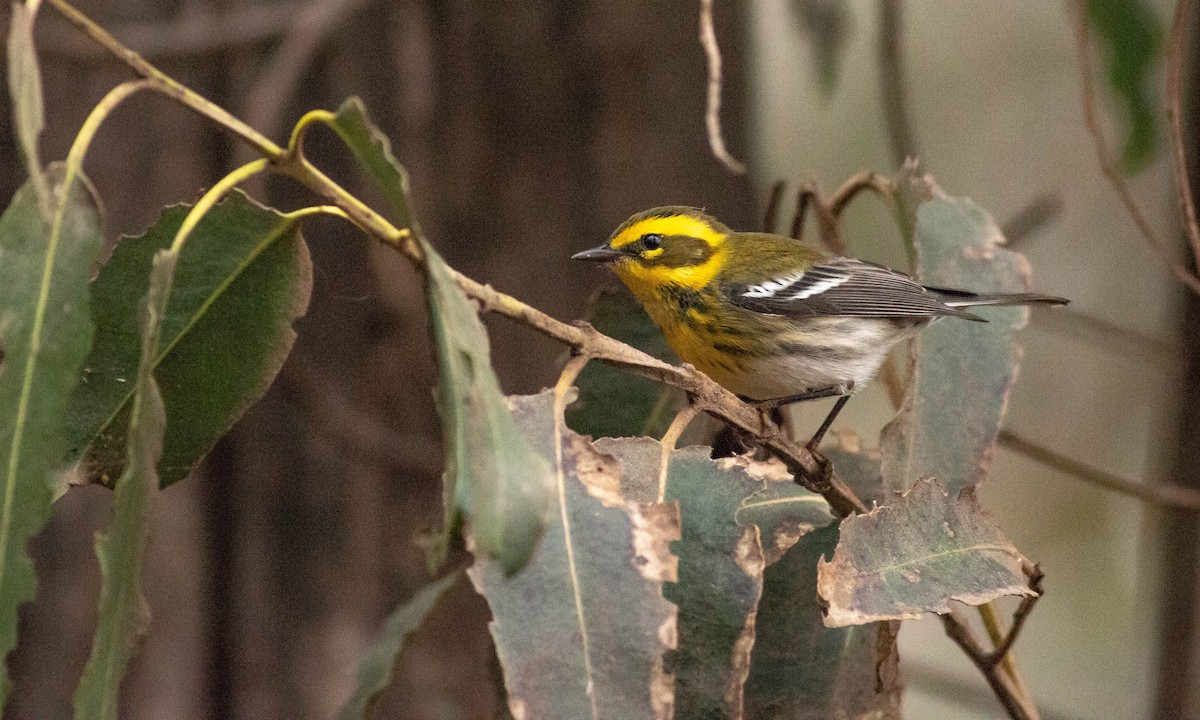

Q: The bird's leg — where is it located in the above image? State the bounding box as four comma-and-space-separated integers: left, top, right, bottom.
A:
739, 384, 855, 452
746, 383, 852, 410
806, 394, 851, 451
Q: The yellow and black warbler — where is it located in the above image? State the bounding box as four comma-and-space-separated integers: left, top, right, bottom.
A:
573, 206, 1066, 441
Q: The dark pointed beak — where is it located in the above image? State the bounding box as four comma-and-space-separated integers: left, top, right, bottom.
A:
571, 245, 624, 263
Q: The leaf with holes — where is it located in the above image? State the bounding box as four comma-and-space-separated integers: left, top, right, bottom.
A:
0, 167, 102, 704
817, 479, 1036, 627
744, 522, 902, 719
65, 191, 312, 489
881, 189, 1036, 495
471, 391, 679, 719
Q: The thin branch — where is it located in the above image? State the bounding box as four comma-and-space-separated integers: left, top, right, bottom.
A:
42, 3, 301, 59
1000, 429, 1200, 511
699, 0, 747, 175
877, 0, 918, 167
1072, 0, 1200, 294
985, 565, 1045, 668
829, 170, 895, 217
763, 180, 786, 233
941, 610, 1040, 720
1168, 0, 1200, 272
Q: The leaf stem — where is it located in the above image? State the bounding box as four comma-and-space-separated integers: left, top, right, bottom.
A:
169, 159, 270, 254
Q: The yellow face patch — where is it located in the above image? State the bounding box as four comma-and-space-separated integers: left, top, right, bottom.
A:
609, 215, 726, 250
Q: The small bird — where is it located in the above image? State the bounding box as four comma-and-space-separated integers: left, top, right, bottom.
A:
572, 206, 1067, 446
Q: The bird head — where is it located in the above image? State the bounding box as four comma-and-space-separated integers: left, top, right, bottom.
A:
572, 206, 731, 296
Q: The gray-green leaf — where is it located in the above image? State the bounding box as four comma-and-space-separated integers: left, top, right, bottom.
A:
881, 193, 1033, 495
423, 242, 553, 575
6, 0, 51, 218
0, 167, 103, 703
471, 391, 678, 720
817, 479, 1035, 627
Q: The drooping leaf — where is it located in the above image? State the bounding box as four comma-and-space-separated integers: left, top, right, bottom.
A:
789, 0, 852, 96
567, 286, 681, 439
73, 250, 174, 720
1087, 0, 1161, 172
0, 167, 102, 702
423, 241, 553, 575
336, 571, 461, 720
471, 391, 679, 720
821, 429, 885, 508
880, 191, 1034, 495
6, 0, 51, 218
322, 97, 416, 232
817, 479, 1036, 626
744, 522, 902, 719
66, 191, 312, 488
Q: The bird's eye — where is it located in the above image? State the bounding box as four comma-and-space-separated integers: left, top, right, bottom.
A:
642, 234, 663, 251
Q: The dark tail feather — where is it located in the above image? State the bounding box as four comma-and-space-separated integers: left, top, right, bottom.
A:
929, 287, 1070, 309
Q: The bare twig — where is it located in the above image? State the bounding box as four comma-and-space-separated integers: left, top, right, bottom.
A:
41, 3, 302, 59
985, 565, 1045, 668
1072, 0, 1200, 294
763, 180, 786, 233
941, 610, 1040, 720
1000, 429, 1200, 511
877, 0, 918, 167
1169, 0, 1200, 273
829, 170, 895, 217
699, 0, 747, 175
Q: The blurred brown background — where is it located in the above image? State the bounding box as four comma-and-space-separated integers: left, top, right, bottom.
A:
3, 0, 1198, 718
3, 1, 754, 718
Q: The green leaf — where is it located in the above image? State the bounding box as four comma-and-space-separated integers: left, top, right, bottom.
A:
566, 286, 681, 439
471, 391, 679, 719
1087, 0, 1161, 172
66, 191, 312, 488
336, 571, 461, 720
0, 166, 103, 702
817, 479, 1035, 626
744, 522, 902, 719
73, 250, 173, 720
423, 242, 553, 575
6, 0, 51, 218
789, 0, 852, 96
880, 192, 1033, 495
735, 457, 835, 565
323, 97, 416, 231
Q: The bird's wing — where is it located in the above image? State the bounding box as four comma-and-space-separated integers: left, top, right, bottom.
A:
726, 258, 983, 320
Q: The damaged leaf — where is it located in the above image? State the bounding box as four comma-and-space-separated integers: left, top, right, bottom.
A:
471, 391, 678, 720
817, 479, 1036, 627
745, 522, 902, 719
881, 189, 1036, 495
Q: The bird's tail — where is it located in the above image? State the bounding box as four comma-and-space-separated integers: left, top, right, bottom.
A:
930, 286, 1069, 309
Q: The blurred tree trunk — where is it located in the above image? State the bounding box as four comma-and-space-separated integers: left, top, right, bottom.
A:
5, 1, 754, 718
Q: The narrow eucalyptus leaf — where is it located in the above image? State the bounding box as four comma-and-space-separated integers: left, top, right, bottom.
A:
336, 571, 461, 720
422, 242, 553, 575
73, 251, 174, 720
6, 0, 51, 217
0, 167, 103, 703
324, 97, 416, 231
